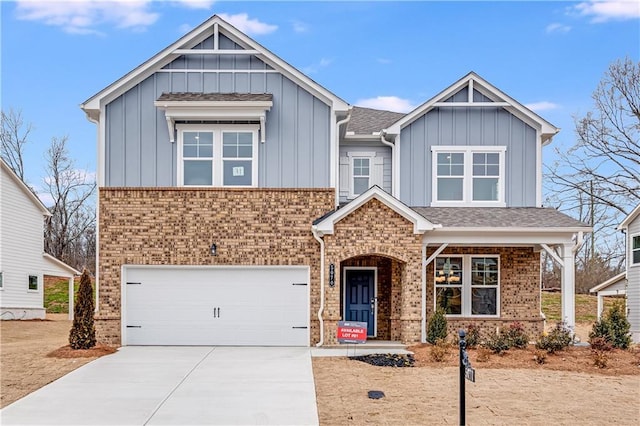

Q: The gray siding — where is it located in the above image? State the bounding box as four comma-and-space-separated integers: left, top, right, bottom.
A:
399, 107, 538, 207
627, 215, 640, 341
104, 34, 331, 188
338, 142, 392, 203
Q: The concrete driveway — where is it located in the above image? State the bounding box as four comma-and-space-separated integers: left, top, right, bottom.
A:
0, 347, 318, 425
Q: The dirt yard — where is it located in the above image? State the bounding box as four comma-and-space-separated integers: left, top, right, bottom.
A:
2, 316, 639, 425
0, 314, 110, 408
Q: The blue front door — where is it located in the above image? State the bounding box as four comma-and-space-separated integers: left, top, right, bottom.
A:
345, 269, 375, 336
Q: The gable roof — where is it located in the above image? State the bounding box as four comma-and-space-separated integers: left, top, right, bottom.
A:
0, 158, 50, 216
590, 272, 626, 294
313, 186, 438, 235
385, 72, 559, 143
81, 15, 349, 120
43, 253, 81, 277
618, 203, 640, 231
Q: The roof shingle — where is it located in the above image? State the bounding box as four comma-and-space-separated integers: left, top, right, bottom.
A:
346, 106, 405, 135
157, 92, 273, 102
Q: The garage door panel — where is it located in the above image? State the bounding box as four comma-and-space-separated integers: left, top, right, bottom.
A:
124, 266, 309, 346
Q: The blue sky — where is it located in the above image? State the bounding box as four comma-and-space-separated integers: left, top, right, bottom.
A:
1, 0, 639, 204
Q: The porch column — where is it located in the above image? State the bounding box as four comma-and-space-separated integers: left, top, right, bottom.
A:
597, 294, 604, 319
68, 276, 74, 321
560, 243, 575, 331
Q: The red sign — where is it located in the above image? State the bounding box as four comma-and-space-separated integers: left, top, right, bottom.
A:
337, 321, 368, 344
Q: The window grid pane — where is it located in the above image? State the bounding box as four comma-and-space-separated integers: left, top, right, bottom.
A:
223, 132, 253, 159
435, 257, 463, 315
183, 132, 213, 158
437, 153, 464, 176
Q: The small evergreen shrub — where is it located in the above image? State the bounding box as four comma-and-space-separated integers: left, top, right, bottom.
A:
589, 300, 631, 349
535, 323, 572, 354
429, 338, 451, 362
69, 269, 96, 350
426, 307, 448, 344
465, 323, 481, 348
605, 300, 632, 349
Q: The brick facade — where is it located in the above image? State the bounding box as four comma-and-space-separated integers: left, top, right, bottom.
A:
425, 246, 543, 338
97, 187, 334, 345
98, 189, 544, 347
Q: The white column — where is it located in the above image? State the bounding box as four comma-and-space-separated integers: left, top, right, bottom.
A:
560, 243, 575, 332
597, 294, 604, 319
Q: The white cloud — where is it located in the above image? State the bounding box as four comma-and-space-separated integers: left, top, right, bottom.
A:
356, 96, 416, 113
292, 20, 308, 33
15, 0, 159, 34
171, 0, 214, 9
573, 0, 640, 23
218, 13, 277, 35
525, 101, 560, 112
546, 22, 572, 34
302, 57, 333, 74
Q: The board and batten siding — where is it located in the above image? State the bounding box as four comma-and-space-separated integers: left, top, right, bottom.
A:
0, 167, 45, 310
398, 106, 538, 207
104, 33, 331, 188
627, 214, 640, 342
338, 143, 392, 203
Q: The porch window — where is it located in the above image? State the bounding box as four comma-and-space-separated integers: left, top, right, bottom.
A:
434, 255, 499, 317
632, 234, 640, 265
432, 146, 506, 206
178, 125, 258, 187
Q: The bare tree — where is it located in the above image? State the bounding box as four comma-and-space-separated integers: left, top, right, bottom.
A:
545, 57, 639, 291
0, 108, 32, 179
44, 136, 96, 272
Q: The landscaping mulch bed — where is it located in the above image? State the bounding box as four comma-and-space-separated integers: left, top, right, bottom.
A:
47, 344, 118, 358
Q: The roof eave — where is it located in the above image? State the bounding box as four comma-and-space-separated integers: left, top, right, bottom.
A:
618, 204, 640, 230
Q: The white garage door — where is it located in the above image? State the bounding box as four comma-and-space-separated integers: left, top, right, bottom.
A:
123, 266, 309, 346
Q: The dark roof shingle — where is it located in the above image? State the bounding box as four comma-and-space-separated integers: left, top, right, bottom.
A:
411, 207, 590, 229
157, 92, 273, 102
346, 106, 405, 135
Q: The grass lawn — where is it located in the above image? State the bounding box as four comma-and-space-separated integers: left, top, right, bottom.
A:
541, 291, 619, 323
44, 277, 82, 313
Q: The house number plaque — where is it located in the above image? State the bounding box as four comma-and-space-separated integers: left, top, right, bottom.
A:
329, 263, 335, 287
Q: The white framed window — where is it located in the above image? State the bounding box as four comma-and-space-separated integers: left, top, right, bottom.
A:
434, 255, 499, 317
0, 271, 3, 290
431, 146, 506, 206
347, 152, 377, 198
28, 275, 39, 292
177, 124, 258, 187
632, 234, 640, 266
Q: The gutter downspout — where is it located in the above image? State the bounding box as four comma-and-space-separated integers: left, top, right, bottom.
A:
312, 226, 326, 347
380, 133, 396, 197
335, 109, 353, 207
86, 113, 100, 315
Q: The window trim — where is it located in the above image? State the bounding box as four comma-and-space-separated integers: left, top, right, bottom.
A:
177, 124, 259, 188
347, 152, 376, 198
631, 233, 640, 267
431, 146, 506, 207
28, 274, 39, 292
433, 255, 500, 318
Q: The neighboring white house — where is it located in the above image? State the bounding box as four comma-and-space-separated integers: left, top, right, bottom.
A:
619, 204, 640, 343
589, 272, 626, 319
0, 158, 79, 320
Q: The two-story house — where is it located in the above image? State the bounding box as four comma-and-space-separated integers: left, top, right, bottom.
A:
81, 15, 590, 347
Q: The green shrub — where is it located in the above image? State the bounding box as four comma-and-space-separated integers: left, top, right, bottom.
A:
483, 332, 510, 354
504, 322, 530, 349
536, 322, 572, 354
426, 307, 448, 344
589, 300, 631, 350
69, 270, 96, 350
465, 323, 481, 348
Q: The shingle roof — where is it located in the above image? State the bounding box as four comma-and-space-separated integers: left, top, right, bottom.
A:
346, 106, 405, 135
156, 92, 273, 102
411, 207, 590, 229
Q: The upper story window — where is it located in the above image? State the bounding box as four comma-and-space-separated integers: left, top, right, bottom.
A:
431, 146, 506, 207
632, 234, 640, 266
178, 125, 258, 187
352, 157, 371, 197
